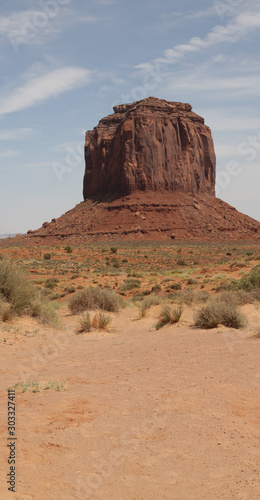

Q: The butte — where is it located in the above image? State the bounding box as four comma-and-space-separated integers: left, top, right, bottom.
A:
10, 97, 260, 244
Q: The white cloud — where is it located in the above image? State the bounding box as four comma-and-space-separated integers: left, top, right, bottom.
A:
0, 127, 33, 140
0, 67, 92, 116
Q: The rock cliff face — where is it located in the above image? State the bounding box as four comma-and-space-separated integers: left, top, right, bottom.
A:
83, 97, 216, 199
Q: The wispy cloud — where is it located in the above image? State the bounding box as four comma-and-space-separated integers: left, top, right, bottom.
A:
0, 6, 101, 49
0, 127, 33, 140
137, 11, 260, 68
0, 67, 92, 116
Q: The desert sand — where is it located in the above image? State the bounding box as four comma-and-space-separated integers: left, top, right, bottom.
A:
0, 301, 259, 500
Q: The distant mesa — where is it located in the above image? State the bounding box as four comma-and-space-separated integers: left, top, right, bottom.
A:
2, 97, 259, 245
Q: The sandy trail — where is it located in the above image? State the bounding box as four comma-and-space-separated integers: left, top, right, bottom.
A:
0, 306, 259, 499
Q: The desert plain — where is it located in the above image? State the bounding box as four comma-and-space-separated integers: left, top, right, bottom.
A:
0, 240, 259, 500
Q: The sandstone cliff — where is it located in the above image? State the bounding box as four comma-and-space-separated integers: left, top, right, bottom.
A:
83, 97, 216, 199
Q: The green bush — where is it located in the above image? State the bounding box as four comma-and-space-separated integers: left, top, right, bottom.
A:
69, 287, 121, 314
64, 246, 73, 254
43, 253, 51, 260
110, 247, 118, 254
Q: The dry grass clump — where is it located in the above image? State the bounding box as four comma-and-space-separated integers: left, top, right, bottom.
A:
69, 286, 121, 314
31, 296, 60, 327
194, 295, 246, 330
137, 295, 161, 318
0, 257, 59, 326
0, 257, 35, 315
156, 305, 182, 330
77, 311, 112, 333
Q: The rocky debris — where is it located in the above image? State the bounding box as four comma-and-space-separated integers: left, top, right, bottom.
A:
6, 191, 259, 245
83, 96, 216, 199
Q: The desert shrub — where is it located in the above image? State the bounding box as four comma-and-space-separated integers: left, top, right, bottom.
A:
64, 246, 73, 254
194, 297, 246, 330
110, 247, 118, 254
151, 284, 162, 293
176, 259, 186, 266
69, 287, 121, 314
43, 253, 51, 260
0, 298, 13, 322
156, 305, 182, 330
45, 278, 59, 289
112, 261, 120, 269
0, 257, 36, 314
169, 283, 182, 291
119, 278, 141, 292
194, 290, 209, 303
65, 285, 76, 294
239, 267, 260, 291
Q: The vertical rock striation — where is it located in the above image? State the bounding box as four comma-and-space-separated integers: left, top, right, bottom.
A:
83, 96, 216, 199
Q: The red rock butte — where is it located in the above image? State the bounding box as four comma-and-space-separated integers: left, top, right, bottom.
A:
83, 96, 216, 199
5, 97, 260, 245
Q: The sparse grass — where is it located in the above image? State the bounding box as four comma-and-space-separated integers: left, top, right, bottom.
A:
78, 312, 92, 332
8, 380, 67, 392
69, 286, 121, 314
92, 312, 112, 330
156, 305, 182, 330
77, 311, 112, 333
137, 295, 160, 318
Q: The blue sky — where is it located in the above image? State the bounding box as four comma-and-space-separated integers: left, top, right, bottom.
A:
0, 0, 260, 233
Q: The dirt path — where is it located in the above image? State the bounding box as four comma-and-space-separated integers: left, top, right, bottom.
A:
0, 306, 259, 499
